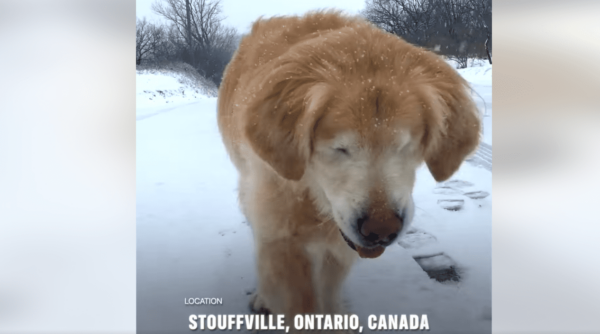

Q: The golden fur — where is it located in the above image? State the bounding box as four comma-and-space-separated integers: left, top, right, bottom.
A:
217, 11, 480, 319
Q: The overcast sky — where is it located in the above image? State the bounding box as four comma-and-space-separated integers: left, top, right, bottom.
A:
136, 0, 366, 34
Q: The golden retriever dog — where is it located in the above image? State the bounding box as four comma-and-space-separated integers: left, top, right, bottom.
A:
217, 11, 480, 319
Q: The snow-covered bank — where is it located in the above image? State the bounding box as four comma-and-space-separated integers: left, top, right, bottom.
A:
136, 67, 218, 119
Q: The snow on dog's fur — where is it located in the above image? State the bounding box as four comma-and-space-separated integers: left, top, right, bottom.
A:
217, 11, 480, 320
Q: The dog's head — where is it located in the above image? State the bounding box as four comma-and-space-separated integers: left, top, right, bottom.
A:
244, 30, 480, 258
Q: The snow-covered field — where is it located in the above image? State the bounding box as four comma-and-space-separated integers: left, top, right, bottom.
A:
137, 62, 492, 334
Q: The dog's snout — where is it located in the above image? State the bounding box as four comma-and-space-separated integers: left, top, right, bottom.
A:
356, 214, 369, 234
356, 211, 402, 246
357, 214, 381, 242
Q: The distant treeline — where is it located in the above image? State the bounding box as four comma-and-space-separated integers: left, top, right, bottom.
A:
362, 0, 492, 68
136, 0, 492, 87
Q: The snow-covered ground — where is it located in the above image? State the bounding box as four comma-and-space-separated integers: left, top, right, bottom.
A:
137, 62, 492, 334
458, 63, 492, 145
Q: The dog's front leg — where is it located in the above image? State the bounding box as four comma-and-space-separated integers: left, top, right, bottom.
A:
315, 248, 355, 314
252, 238, 316, 320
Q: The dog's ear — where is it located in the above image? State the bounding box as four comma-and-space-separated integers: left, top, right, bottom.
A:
245, 64, 330, 181
420, 80, 481, 182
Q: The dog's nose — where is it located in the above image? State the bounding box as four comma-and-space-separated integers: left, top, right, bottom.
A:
356, 212, 402, 246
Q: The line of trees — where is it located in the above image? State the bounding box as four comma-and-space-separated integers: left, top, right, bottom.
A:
136, 0, 239, 86
137, 0, 492, 85
362, 0, 492, 68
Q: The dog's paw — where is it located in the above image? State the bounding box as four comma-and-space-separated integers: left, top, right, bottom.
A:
249, 293, 272, 315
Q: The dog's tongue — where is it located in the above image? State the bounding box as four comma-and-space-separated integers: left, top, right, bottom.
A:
356, 245, 385, 258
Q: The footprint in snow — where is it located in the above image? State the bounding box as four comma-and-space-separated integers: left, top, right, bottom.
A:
433, 179, 489, 211
443, 179, 473, 188
399, 227, 461, 283
463, 191, 489, 199
432, 186, 461, 195
437, 199, 465, 211
413, 253, 461, 283
398, 227, 437, 249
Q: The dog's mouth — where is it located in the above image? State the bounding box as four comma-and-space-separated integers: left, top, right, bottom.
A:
339, 229, 385, 259
340, 229, 357, 251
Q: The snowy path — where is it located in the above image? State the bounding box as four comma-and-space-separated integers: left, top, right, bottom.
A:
136, 63, 492, 334
137, 99, 491, 334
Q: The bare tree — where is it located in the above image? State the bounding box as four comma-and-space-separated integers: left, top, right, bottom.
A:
185, 0, 194, 65
137, 17, 167, 65
152, 0, 237, 85
362, 0, 492, 67
464, 0, 492, 64
136, 17, 151, 65
363, 0, 436, 45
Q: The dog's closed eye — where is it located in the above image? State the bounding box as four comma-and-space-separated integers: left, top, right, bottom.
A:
334, 147, 350, 156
